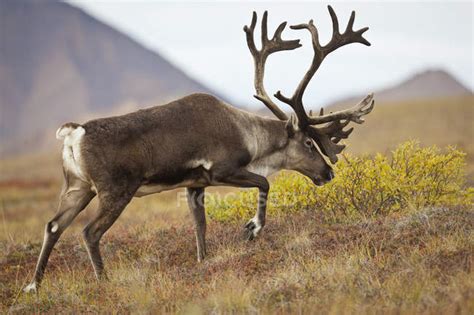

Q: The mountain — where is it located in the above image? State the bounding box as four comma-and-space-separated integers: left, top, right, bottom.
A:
328, 69, 472, 109
0, 0, 222, 156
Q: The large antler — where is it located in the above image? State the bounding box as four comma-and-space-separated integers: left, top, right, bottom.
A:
272, 5, 373, 163
245, 6, 374, 164
274, 5, 371, 127
244, 11, 301, 120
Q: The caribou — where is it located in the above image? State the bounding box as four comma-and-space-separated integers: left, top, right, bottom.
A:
25, 5, 374, 292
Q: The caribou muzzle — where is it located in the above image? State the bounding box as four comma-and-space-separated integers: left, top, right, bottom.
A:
312, 167, 334, 186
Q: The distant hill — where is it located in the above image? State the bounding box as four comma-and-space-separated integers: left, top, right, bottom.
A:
0, 0, 222, 156
329, 69, 472, 109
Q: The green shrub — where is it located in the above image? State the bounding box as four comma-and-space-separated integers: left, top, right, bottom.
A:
207, 141, 473, 222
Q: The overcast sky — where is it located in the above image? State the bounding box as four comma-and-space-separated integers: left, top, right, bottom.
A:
69, 0, 473, 107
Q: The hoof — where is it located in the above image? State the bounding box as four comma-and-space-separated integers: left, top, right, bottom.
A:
243, 218, 263, 241
23, 282, 37, 294
197, 252, 206, 263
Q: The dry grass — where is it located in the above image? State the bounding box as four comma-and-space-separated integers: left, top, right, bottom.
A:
0, 180, 473, 314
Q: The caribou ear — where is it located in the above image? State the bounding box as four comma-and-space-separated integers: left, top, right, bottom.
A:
285, 114, 299, 137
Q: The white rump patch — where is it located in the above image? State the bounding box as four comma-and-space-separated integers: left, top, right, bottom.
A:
56, 126, 76, 140
61, 127, 87, 181
187, 159, 213, 170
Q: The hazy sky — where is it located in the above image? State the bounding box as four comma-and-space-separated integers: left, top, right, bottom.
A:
70, 0, 473, 107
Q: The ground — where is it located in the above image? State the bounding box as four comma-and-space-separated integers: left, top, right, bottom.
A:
0, 181, 472, 313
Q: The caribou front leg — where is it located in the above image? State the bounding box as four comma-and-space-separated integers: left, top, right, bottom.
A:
244, 188, 268, 241
218, 169, 269, 241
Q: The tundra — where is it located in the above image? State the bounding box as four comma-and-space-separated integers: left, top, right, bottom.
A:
25, 5, 374, 292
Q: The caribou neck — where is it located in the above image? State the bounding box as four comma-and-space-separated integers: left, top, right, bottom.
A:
245, 116, 289, 176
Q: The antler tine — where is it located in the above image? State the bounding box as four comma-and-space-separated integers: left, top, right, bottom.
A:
244, 11, 301, 120
328, 5, 340, 37
308, 126, 346, 163
291, 20, 322, 53
308, 93, 375, 124
325, 5, 371, 53
346, 10, 356, 33
261, 11, 269, 44
317, 120, 353, 144
243, 12, 258, 55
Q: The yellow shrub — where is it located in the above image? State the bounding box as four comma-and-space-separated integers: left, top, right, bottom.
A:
207, 141, 473, 222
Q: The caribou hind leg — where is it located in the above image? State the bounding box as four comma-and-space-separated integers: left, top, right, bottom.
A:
186, 187, 207, 262
24, 178, 95, 292
82, 184, 138, 280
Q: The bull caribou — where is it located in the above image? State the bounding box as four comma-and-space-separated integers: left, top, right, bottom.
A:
25, 5, 374, 292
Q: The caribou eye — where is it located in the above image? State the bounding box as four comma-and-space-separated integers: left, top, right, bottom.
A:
304, 139, 313, 148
